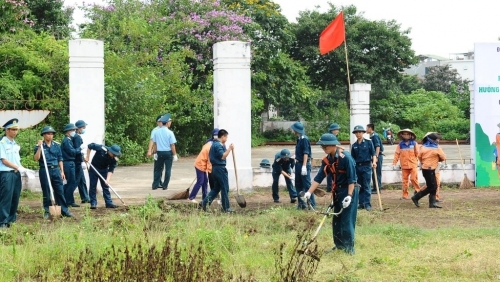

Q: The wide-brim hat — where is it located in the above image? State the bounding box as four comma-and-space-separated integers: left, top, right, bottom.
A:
106, 144, 122, 156
352, 125, 366, 133
260, 158, 271, 168
63, 123, 77, 132
41, 126, 56, 136
160, 113, 172, 123
328, 123, 340, 131
422, 132, 441, 143
397, 128, 416, 139
3, 118, 19, 130
75, 120, 88, 128
317, 133, 341, 146
280, 148, 291, 158
291, 122, 305, 135
156, 115, 162, 122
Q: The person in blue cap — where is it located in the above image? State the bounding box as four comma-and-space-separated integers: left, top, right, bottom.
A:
0, 118, 26, 228
290, 121, 315, 209
151, 113, 178, 190
73, 120, 90, 203
147, 115, 164, 189
34, 126, 72, 218
271, 149, 298, 203
85, 143, 121, 209
61, 123, 82, 208
304, 133, 358, 255
326, 123, 341, 192
200, 129, 234, 213
366, 123, 384, 194
351, 125, 376, 211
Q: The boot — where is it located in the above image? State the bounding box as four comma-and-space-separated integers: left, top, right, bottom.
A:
411, 191, 424, 208
429, 195, 442, 208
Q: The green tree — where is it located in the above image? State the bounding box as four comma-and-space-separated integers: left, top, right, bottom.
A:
0, 0, 32, 32
25, 0, 74, 39
290, 4, 418, 104
422, 64, 470, 94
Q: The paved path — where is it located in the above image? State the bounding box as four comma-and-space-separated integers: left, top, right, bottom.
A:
111, 144, 471, 200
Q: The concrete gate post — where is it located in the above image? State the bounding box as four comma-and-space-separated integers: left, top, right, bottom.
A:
213, 41, 252, 190
350, 83, 371, 145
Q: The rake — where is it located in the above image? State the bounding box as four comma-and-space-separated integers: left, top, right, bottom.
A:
456, 139, 473, 189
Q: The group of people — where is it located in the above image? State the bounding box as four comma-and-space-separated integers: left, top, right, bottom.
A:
264, 122, 446, 255
0, 117, 123, 227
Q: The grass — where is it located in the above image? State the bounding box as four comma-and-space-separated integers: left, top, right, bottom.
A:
1, 190, 500, 281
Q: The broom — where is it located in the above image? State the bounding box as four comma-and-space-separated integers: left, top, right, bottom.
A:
456, 139, 473, 189
167, 177, 196, 200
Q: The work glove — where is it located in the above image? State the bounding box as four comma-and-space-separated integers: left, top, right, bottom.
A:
154, 153, 158, 161
290, 174, 295, 181
392, 165, 398, 170
17, 166, 27, 174
82, 162, 87, 170
173, 155, 178, 162
303, 192, 311, 200
24, 169, 36, 179
342, 195, 352, 208
301, 166, 307, 176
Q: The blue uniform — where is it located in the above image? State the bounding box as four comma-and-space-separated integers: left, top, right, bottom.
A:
87, 143, 118, 208
294, 135, 315, 209
152, 127, 177, 189
271, 152, 297, 202
351, 138, 375, 210
72, 133, 90, 202
34, 142, 70, 215
370, 132, 384, 192
313, 149, 358, 254
201, 140, 231, 212
0, 136, 22, 226
61, 136, 81, 205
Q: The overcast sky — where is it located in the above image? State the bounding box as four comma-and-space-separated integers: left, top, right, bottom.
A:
66, 0, 500, 58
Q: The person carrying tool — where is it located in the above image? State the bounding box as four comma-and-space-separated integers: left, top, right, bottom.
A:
367, 124, 384, 194
351, 125, 376, 211
303, 133, 358, 254
73, 120, 90, 204
188, 128, 219, 203
151, 114, 178, 190
392, 128, 421, 199
200, 129, 234, 213
0, 119, 26, 228
61, 123, 82, 208
85, 143, 122, 209
412, 132, 446, 208
34, 126, 72, 219
326, 123, 340, 192
271, 149, 298, 203
147, 115, 164, 190
291, 121, 315, 209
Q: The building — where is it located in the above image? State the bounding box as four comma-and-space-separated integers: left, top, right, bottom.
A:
404, 53, 474, 82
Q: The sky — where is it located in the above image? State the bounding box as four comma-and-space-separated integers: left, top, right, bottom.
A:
66, 0, 500, 58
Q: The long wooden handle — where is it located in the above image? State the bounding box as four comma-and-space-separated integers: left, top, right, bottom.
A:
232, 149, 240, 194
40, 145, 56, 205
373, 167, 383, 211
456, 139, 466, 173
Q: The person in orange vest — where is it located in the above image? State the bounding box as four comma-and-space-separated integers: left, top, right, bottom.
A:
412, 132, 446, 208
392, 129, 420, 199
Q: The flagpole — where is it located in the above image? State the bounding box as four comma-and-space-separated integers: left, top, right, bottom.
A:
343, 28, 352, 103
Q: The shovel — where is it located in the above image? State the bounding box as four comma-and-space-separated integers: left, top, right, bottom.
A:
372, 167, 384, 211
232, 149, 246, 208
40, 144, 61, 219
87, 162, 126, 206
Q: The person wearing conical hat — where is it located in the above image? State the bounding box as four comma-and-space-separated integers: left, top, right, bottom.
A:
412, 132, 446, 209
393, 129, 421, 199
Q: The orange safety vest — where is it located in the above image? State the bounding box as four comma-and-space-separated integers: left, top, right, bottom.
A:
322, 149, 346, 194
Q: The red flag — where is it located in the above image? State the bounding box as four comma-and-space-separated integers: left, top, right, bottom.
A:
319, 12, 345, 55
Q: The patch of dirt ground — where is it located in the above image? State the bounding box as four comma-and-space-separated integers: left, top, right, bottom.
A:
14, 187, 500, 229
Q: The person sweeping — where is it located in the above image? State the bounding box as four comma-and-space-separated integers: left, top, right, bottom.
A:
392, 128, 421, 200
303, 133, 358, 255
411, 132, 446, 208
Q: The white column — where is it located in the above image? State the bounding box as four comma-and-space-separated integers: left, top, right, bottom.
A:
213, 41, 252, 190
69, 39, 105, 147
349, 83, 371, 145
469, 82, 475, 164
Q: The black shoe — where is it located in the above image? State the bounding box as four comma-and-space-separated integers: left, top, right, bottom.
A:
0, 224, 9, 229
90, 205, 97, 209
43, 212, 50, 219
365, 206, 372, 211
429, 195, 442, 208
106, 204, 118, 208
81, 200, 90, 204
222, 209, 235, 213
291, 198, 297, 204
162, 187, 168, 190
357, 205, 365, 210
411, 195, 420, 208
61, 212, 73, 218
274, 200, 280, 203
371, 189, 377, 194
152, 187, 158, 190
70, 203, 81, 208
